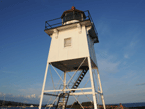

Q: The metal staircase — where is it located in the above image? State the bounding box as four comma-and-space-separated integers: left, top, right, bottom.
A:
55, 67, 89, 109
55, 93, 69, 109
70, 67, 89, 93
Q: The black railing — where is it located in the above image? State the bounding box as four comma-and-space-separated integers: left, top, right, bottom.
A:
87, 11, 98, 37
45, 10, 98, 36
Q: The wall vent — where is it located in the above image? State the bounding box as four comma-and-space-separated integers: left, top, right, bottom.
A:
64, 38, 71, 47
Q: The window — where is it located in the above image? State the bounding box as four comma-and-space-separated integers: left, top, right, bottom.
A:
64, 38, 71, 47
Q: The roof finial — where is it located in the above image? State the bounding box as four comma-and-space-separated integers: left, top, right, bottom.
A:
71, 6, 75, 10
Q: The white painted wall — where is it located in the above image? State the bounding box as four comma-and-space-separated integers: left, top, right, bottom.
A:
48, 24, 97, 66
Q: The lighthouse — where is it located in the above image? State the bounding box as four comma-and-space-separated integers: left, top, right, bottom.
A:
39, 6, 106, 109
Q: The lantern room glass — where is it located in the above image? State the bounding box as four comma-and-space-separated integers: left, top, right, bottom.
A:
63, 12, 82, 23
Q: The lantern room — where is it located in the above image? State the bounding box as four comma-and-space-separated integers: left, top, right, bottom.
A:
61, 6, 86, 24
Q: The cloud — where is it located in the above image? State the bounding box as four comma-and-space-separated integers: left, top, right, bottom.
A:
0, 92, 39, 103
124, 54, 129, 59
1, 70, 16, 74
123, 32, 140, 59
0, 92, 4, 97
136, 83, 145, 86
30, 94, 36, 98
38, 95, 41, 99
24, 94, 36, 99
96, 51, 120, 74
98, 59, 120, 74
104, 90, 145, 104
18, 87, 41, 96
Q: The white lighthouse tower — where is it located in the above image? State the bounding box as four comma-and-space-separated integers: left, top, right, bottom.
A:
39, 6, 106, 109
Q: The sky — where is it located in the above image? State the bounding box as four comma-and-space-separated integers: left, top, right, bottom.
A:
0, 0, 145, 105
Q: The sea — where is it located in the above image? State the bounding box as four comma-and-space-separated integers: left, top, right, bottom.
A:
108, 102, 145, 108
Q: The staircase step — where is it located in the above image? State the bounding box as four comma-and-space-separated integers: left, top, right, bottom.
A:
77, 81, 81, 83
80, 77, 83, 79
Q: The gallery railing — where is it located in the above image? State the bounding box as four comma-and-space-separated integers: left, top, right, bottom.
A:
44, 10, 98, 37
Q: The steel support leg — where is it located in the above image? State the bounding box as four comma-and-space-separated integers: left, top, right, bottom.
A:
39, 61, 50, 109
62, 72, 66, 109
97, 68, 106, 109
88, 57, 98, 109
